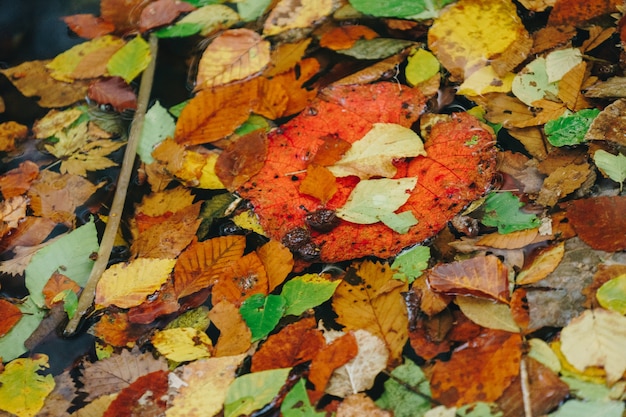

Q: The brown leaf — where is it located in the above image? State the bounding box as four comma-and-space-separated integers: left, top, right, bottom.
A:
72, 40, 125, 79
430, 329, 523, 407
536, 162, 593, 207
309, 332, 358, 402
251, 316, 324, 372
548, 0, 621, 26
531, 25, 577, 55
130, 202, 202, 259
256, 240, 294, 292
557, 61, 591, 111
0, 216, 56, 254
585, 98, 626, 145
428, 255, 510, 303
174, 235, 246, 299
136, 187, 195, 217
311, 136, 352, 166
333, 260, 408, 366
208, 300, 252, 356
408, 310, 454, 360
477, 228, 544, 250
138, 0, 195, 32
103, 370, 169, 417
566, 195, 626, 251
88, 77, 137, 112
212, 251, 268, 306
101, 0, 148, 34
215, 130, 268, 191
0, 160, 40, 199
127, 279, 180, 324
42, 272, 81, 309
0, 121, 29, 153
62, 14, 116, 39
0, 299, 22, 337
320, 25, 378, 50
516, 242, 565, 285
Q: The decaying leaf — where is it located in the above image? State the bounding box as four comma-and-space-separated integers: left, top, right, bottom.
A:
566, 196, 626, 252
152, 327, 212, 362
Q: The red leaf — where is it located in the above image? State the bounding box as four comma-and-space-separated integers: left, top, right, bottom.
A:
139, 0, 195, 32
238, 83, 497, 262
548, 0, 621, 27
127, 280, 180, 324
88, 77, 137, 112
0, 299, 22, 337
63, 14, 116, 39
103, 370, 169, 417
566, 195, 626, 252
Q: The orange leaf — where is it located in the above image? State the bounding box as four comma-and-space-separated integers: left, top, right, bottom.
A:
427, 255, 510, 303
0, 159, 37, 198
0, 121, 28, 153
311, 136, 352, 167
430, 329, 523, 407
299, 164, 337, 204
103, 370, 169, 417
91, 311, 153, 347
566, 196, 626, 252
548, 0, 621, 26
136, 187, 195, 217
408, 312, 453, 361
308, 332, 358, 402
0, 299, 22, 337
208, 301, 252, 356
196, 29, 270, 89
62, 14, 116, 39
253, 79, 288, 120
42, 272, 81, 309
0, 216, 56, 254
72, 41, 125, 80
174, 235, 246, 299
251, 316, 324, 372
256, 240, 294, 292
516, 242, 565, 285
101, 0, 147, 34
127, 279, 180, 324
130, 202, 202, 259
212, 251, 268, 306
215, 130, 268, 192
265, 39, 312, 77
319, 25, 379, 50
174, 80, 258, 146
332, 260, 408, 366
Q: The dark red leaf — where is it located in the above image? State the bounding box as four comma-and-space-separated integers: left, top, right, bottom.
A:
103, 370, 169, 417
566, 195, 626, 252
88, 77, 137, 112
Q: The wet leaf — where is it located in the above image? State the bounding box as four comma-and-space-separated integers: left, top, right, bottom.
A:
0, 299, 22, 337
102, 370, 168, 417
320, 25, 378, 50
566, 196, 626, 252
224, 367, 292, 417
391, 245, 430, 283
281, 273, 341, 316
548, 0, 621, 26
263, 0, 333, 37
337, 38, 415, 60
138, 0, 195, 32
196, 29, 270, 89
406, 48, 440, 87
87, 76, 137, 112
455, 296, 520, 332
240, 293, 287, 342
544, 109, 600, 147
152, 327, 212, 362
281, 378, 326, 416
62, 14, 116, 39
548, 399, 625, 417
0, 297, 45, 362
175, 5, 240, 37
516, 242, 565, 285
596, 274, 626, 314
0, 354, 55, 417
215, 130, 268, 191
585, 98, 626, 146
42, 271, 81, 309
482, 191, 541, 234
106, 35, 151, 83
208, 301, 252, 356
308, 331, 358, 397
299, 164, 338, 203
349, 0, 455, 19
337, 393, 392, 417
376, 358, 431, 417
257, 240, 293, 292
212, 251, 269, 306
95, 258, 176, 309
0, 121, 28, 152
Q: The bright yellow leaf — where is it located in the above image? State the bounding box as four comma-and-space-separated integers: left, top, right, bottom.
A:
95, 258, 176, 309
152, 327, 213, 363
263, 0, 333, 37
0, 354, 55, 417
166, 355, 245, 417
199, 152, 226, 189
196, 28, 270, 89
232, 210, 266, 236
428, 0, 531, 80
457, 66, 515, 96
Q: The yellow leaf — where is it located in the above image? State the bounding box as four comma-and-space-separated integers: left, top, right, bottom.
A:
0, 354, 55, 417
263, 0, 333, 37
516, 242, 565, 285
152, 327, 212, 363
428, 0, 531, 80
59, 138, 126, 177
196, 28, 270, 89
455, 295, 520, 333
198, 152, 226, 189
457, 66, 514, 96
299, 164, 337, 203
167, 355, 245, 417
232, 210, 266, 236
95, 258, 176, 309
32, 108, 82, 139
136, 188, 195, 217
178, 5, 240, 37
332, 260, 408, 366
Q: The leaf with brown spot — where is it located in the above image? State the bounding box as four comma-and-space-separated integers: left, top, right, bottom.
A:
0, 299, 22, 337
127, 279, 180, 324
251, 317, 324, 372
174, 235, 246, 299
212, 251, 268, 306
427, 255, 510, 303
332, 260, 408, 366
566, 195, 626, 251
208, 301, 252, 356
585, 98, 626, 146
548, 0, 621, 27
256, 240, 294, 292
215, 130, 268, 192
430, 329, 522, 407
42, 272, 81, 309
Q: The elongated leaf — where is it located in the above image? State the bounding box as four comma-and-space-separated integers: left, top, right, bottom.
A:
337, 38, 415, 60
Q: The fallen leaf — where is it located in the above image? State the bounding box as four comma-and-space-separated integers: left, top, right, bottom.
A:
251, 316, 324, 372
106, 35, 151, 83
224, 367, 292, 417
583, 264, 626, 309
208, 301, 252, 356
585, 98, 626, 146
337, 393, 392, 417
174, 4, 239, 37
593, 150, 626, 190
481, 191, 541, 234
138, 0, 195, 32
544, 108, 599, 147
349, 0, 455, 19
102, 370, 168, 417
62, 14, 116, 39
0, 160, 40, 199
537, 162, 593, 207
211, 251, 269, 306
239, 294, 287, 342
196, 29, 270, 89
560, 308, 626, 384
596, 274, 626, 314
282, 273, 341, 316
332, 260, 408, 365
0, 121, 28, 152
548, 0, 621, 26
427, 255, 510, 303
42, 271, 81, 309
256, 239, 294, 292
516, 242, 565, 285
127, 279, 180, 324
0, 298, 45, 362
0, 299, 22, 337
375, 358, 432, 417
566, 196, 626, 251
215, 130, 268, 191
430, 329, 522, 407
95, 258, 176, 309
549, 399, 625, 417
263, 0, 333, 37
0, 354, 55, 417
100, 0, 149, 34
135, 187, 195, 217
281, 378, 327, 415
0, 195, 27, 230
298, 164, 338, 203
152, 327, 212, 362
87, 76, 137, 112
320, 25, 378, 50
455, 295, 520, 332
308, 331, 358, 398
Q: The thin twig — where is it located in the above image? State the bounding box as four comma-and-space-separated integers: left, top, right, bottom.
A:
64, 34, 159, 336
520, 357, 533, 417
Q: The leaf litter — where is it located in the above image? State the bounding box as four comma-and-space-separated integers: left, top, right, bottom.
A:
0, 0, 626, 416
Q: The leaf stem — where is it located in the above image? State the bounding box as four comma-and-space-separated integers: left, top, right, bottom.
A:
64, 34, 159, 336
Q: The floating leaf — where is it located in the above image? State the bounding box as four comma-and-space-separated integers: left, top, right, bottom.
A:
376, 358, 431, 417
596, 274, 626, 314
138, 0, 195, 32
548, 0, 621, 26
328, 123, 426, 179
337, 38, 415, 60
152, 327, 212, 362
566, 196, 626, 252
87, 76, 137, 112
196, 29, 270, 89
548, 399, 624, 417
0, 297, 45, 362
224, 367, 292, 417
593, 150, 626, 189
175, 5, 239, 36
137, 101, 175, 164
106, 35, 151, 83
319, 25, 378, 50
544, 109, 599, 147
391, 245, 430, 283
240, 294, 287, 342
482, 191, 541, 234
282, 273, 341, 316
0, 354, 55, 417
0, 299, 22, 337
263, 0, 333, 37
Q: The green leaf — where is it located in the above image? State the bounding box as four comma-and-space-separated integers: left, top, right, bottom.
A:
164, 306, 211, 332
512, 57, 557, 106
25, 219, 99, 308
240, 294, 287, 342
376, 358, 431, 417
391, 245, 430, 283
405, 48, 440, 86
560, 376, 613, 401
593, 150, 626, 190
106, 35, 151, 83
281, 378, 326, 417
481, 191, 541, 234
336, 177, 418, 233
169, 100, 189, 118
544, 108, 600, 147
548, 399, 624, 417
458, 402, 504, 417
596, 274, 626, 315
155, 22, 203, 38
235, 114, 270, 136
349, 0, 454, 19
197, 193, 238, 240
238, 0, 272, 21
224, 367, 292, 417
281, 273, 341, 316
137, 101, 175, 164
0, 297, 46, 362
337, 38, 415, 60
177, 5, 240, 36
60, 289, 78, 319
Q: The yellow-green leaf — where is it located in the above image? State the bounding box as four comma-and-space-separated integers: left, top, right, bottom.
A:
596, 274, 626, 315
0, 354, 55, 417
106, 35, 151, 83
